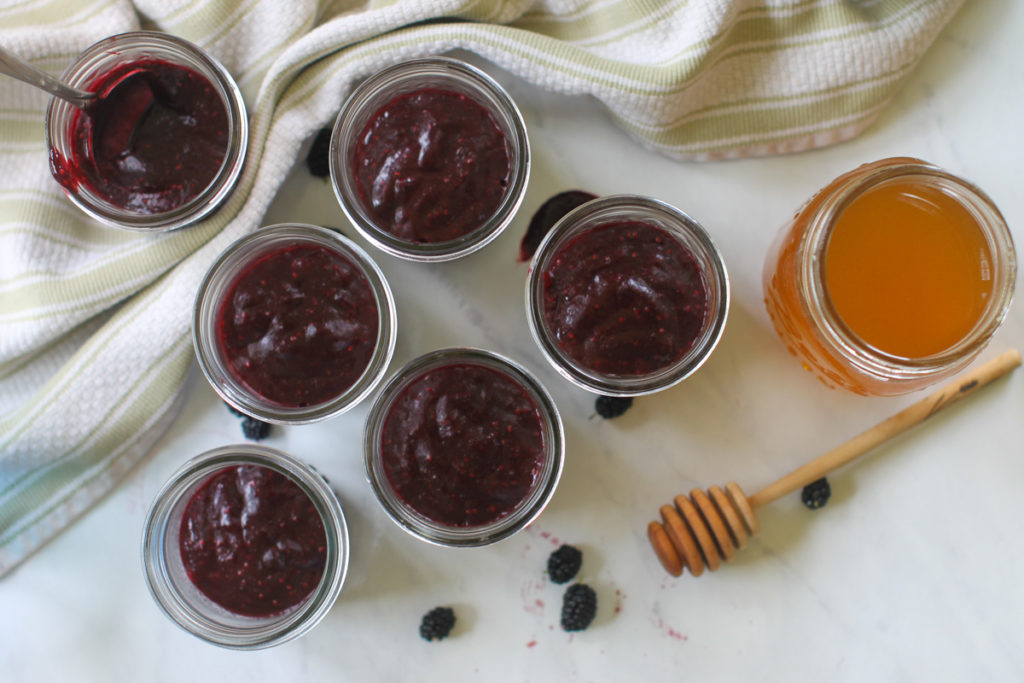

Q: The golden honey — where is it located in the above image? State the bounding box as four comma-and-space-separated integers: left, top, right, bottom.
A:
763, 158, 1015, 395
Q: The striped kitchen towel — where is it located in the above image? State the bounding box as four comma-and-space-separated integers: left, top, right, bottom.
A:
0, 0, 964, 576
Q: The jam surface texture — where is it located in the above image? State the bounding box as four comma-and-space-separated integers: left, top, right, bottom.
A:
541, 220, 709, 377
56, 58, 229, 214
380, 363, 546, 527
216, 243, 379, 408
352, 88, 510, 243
179, 465, 327, 617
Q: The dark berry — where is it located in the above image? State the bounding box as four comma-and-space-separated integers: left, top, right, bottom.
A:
306, 127, 332, 178
801, 477, 831, 509
224, 400, 246, 418
560, 583, 597, 632
595, 395, 633, 419
241, 416, 271, 441
518, 190, 597, 262
419, 606, 456, 641
547, 544, 583, 584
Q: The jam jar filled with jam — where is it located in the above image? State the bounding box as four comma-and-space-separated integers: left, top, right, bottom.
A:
45, 31, 248, 231
763, 157, 1016, 396
364, 348, 564, 547
526, 194, 730, 396
142, 445, 349, 649
329, 57, 530, 262
193, 223, 397, 423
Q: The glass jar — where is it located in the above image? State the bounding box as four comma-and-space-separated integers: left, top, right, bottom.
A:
763, 157, 1016, 395
142, 445, 349, 649
45, 31, 248, 231
364, 348, 564, 547
193, 223, 397, 423
329, 57, 530, 262
526, 194, 730, 396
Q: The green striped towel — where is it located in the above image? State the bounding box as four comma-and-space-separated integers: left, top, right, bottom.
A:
0, 0, 964, 576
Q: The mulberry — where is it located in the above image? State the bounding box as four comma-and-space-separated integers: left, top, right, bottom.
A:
560, 584, 597, 632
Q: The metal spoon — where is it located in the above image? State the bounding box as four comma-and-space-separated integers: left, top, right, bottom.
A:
0, 45, 96, 109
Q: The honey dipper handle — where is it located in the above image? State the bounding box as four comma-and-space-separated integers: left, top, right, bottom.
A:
747, 349, 1021, 509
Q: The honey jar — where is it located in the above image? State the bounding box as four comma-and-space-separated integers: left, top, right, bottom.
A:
763, 158, 1016, 395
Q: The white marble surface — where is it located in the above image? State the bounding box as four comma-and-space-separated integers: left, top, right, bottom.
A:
3, 2, 1024, 680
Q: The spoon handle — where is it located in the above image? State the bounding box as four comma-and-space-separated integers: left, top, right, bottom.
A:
0, 45, 94, 109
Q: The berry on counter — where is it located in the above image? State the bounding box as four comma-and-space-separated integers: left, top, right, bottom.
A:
801, 477, 831, 509
241, 416, 272, 441
560, 583, 597, 632
595, 396, 633, 419
419, 606, 456, 641
224, 400, 246, 418
547, 544, 583, 584
518, 190, 597, 262
306, 127, 332, 178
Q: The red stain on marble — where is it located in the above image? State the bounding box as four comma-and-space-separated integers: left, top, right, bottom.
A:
521, 579, 547, 615
538, 530, 561, 546
650, 615, 687, 642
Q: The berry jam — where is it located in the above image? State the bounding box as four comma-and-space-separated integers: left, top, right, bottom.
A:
380, 363, 546, 527
178, 465, 326, 617
352, 88, 510, 243
51, 58, 229, 214
216, 243, 379, 408
541, 220, 708, 377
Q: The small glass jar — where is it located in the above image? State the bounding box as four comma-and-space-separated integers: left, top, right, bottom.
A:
526, 194, 730, 396
763, 157, 1016, 395
193, 223, 397, 423
45, 31, 248, 231
329, 57, 530, 262
142, 445, 349, 649
364, 348, 564, 547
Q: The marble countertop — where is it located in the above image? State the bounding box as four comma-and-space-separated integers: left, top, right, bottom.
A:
3, 2, 1023, 680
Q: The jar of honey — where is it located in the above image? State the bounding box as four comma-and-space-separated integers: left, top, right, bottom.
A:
763, 157, 1016, 395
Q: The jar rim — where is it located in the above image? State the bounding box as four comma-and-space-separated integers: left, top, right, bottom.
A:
525, 194, 730, 396
44, 30, 248, 231
192, 223, 397, 424
141, 445, 349, 649
363, 347, 564, 547
328, 56, 530, 262
800, 160, 1017, 378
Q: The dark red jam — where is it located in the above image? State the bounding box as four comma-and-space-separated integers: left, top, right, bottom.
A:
380, 363, 546, 527
216, 243, 379, 408
179, 465, 327, 617
352, 88, 511, 243
541, 221, 708, 377
51, 58, 228, 214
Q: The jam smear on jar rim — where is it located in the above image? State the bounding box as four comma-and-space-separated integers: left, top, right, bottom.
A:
518, 190, 598, 262
55, 58, 229, 215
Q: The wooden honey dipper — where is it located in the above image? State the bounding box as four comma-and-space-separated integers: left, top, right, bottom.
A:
648, 349, 1022, 577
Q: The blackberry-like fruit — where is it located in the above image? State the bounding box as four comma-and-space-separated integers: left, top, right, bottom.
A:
224, 401, 246, 418
801, 477, 831, 509
560, 583, 597, 632
595, 395, 633, 419
306, 127, 332, 178
241, 416, 272, 441
547, 544, 583, 584
419, 606, 456, 641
